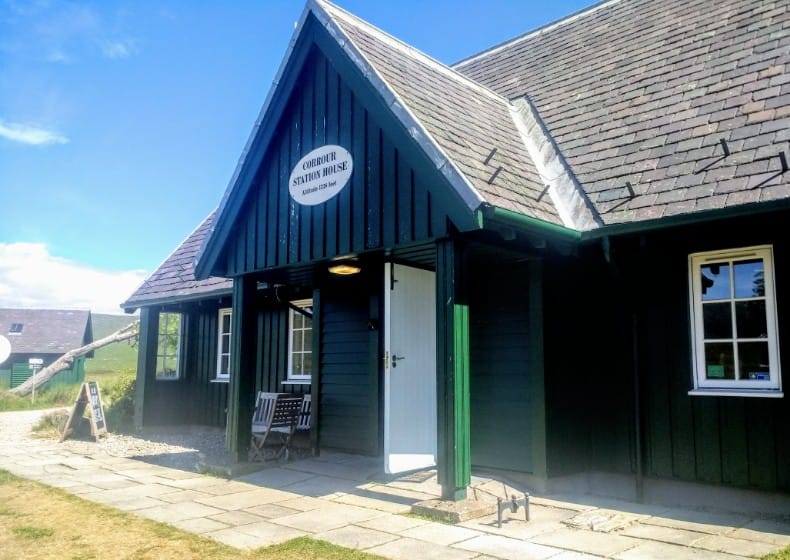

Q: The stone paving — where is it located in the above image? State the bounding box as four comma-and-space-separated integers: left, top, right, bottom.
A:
1, 410, 788, 559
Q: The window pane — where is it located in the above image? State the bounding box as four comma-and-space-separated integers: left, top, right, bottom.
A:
704, 342, 735, 379
701, 263, 730, 300
292, 312, 303, 329
738, 342, 770, 381
703, 302, 732, 339
220, 356, 229, 375
303, 353, 312, 375
303, 334, 312, 352
734, 259, 765, 298
222, 313, 231, 332
735, 301, 767, 339
221, 336, 229, 354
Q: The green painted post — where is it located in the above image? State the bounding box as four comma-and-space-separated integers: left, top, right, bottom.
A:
436, 238, 471, 501
134, 307, 159, 430
226, 275, 258, 461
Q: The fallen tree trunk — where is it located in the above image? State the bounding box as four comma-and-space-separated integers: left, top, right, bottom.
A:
8, 320, 139, 397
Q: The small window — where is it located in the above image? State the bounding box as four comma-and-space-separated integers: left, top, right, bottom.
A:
689, 246, 782, 397
216, 308, 232, 381
287, 299, 313, 382
156, 312, 182, 380
9, 323, 23, 335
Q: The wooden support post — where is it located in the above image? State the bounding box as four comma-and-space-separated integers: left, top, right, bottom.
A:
436, 238, 471, 501
309, 288, 321, 454
226, 275, 258, 461
134, 307, 158, 431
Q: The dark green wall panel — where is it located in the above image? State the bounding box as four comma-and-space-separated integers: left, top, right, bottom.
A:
318, 278, 378, 455
582, 213, 790, 493
224, 49, 451, 276
469, 261, 532, 472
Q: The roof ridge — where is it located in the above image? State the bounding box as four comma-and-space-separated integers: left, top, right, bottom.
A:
453, 0, 622, 70
509, 96, 602, 231
315, 0, 508, 105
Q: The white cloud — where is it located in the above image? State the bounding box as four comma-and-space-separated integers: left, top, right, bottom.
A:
0, 243, 147, 314
100, 39, 136, 59
0, 121, 68, 145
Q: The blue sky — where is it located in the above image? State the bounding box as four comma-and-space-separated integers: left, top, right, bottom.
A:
0, 0, 592, 313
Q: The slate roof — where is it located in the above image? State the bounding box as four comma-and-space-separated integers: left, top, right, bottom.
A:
454, 0, 790, 225
148, 0, 790, 303
0, 309, 92, 355
320, 2, 563, 225
122, 211, 232, 311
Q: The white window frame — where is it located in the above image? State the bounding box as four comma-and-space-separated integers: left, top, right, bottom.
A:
688, 245, 783, 397
156, 312, 182, 381
215, 308, 232, 381
286, 298, 313, 383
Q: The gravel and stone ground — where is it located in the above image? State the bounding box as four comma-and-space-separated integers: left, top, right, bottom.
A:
22, 407, 231, 472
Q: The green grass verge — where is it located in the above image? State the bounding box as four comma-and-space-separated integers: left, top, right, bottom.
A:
0, 468, 385, 559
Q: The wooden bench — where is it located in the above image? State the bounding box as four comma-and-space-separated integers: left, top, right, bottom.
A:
249, 392, 312, 462
249, 392, 304, 462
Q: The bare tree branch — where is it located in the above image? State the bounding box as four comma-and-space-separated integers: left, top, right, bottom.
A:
8, 320, 139, 397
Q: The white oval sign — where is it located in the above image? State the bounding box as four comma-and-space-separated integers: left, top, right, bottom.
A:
0, 335, 10, 366
289, 144, 353, 206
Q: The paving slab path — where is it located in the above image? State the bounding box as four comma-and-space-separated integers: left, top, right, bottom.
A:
1, 409, 787, 559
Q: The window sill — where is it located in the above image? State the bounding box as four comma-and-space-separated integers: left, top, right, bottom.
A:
688, 389, 783, 398
211, 378, 229, 384
282, 380, 311, 386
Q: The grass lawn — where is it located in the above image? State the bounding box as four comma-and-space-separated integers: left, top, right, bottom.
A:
0, 469, 384, 560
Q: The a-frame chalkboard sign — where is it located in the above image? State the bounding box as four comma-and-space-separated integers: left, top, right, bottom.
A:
60, 381, 107, 442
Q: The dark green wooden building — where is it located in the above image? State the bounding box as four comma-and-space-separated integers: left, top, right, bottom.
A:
124, 0, 790, 506
0, 308, 92, 389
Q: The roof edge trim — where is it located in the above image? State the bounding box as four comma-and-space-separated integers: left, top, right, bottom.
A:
480, 204, 582, 242
314, 0, 486, 214
453, 0, 622, 69
194, 3, 316, 279
583, 197, 790, 241
121, 287, 234, 313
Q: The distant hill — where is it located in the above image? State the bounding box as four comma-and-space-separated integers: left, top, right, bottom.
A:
92, 313, 138, 339
86, 313, 139, 376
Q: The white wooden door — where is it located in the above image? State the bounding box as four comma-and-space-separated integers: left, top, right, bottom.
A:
383, 263, 437, 474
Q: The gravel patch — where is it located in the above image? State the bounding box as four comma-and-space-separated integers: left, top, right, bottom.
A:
1, 408, 233, 473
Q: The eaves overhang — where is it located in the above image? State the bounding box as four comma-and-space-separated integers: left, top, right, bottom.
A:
480, 197, 790, 252
121, 287, 233, 314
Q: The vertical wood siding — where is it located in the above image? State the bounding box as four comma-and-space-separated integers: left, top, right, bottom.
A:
572, 214, 790, 492
469, 261, 533, 472
318, 279, 378, 455
140, 302, 230, 427
224, 50, 449, 276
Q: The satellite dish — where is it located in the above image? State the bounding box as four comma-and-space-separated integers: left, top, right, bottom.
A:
0, 335, 10, 366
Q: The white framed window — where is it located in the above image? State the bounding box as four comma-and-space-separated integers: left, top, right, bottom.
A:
689, 245, 782, 397
287, 299, 313, 382
156, 312, 182, 380
215, 308, 232, 381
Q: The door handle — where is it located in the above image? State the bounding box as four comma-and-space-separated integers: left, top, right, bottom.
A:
392, 355, 405, 368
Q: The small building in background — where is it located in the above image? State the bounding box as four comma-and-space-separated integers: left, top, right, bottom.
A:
0, 308, 93, 389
